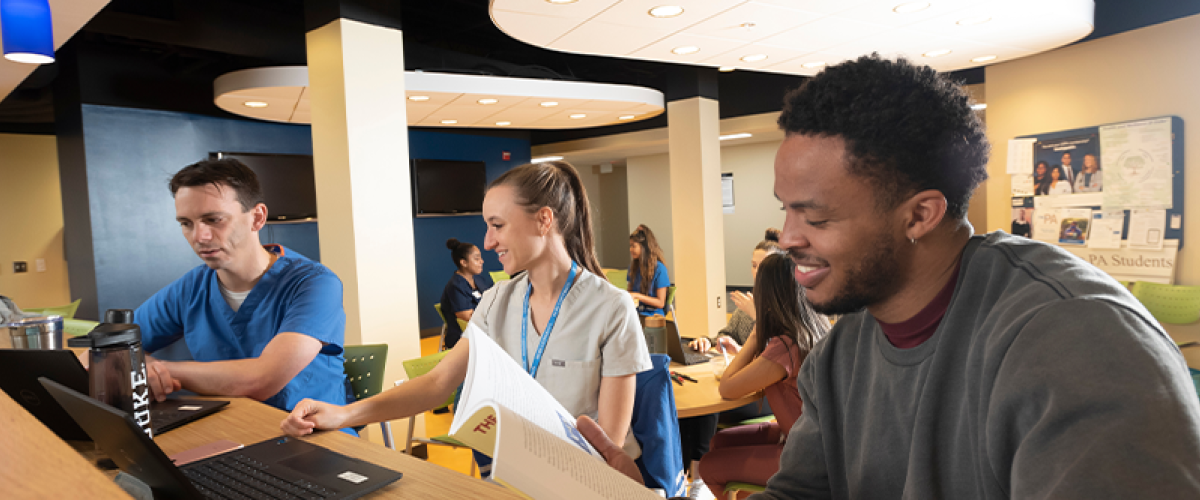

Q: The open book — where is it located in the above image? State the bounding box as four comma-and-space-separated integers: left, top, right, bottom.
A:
448, 324, 660, 500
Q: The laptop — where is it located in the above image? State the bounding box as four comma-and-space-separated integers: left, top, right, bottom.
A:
41, 377, 403, 500
0, 349, 228, 440
663, 320, 712, 366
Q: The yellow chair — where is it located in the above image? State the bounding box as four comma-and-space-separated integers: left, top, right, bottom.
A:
23, 299, 81, 319
433, 303, 468, 351
342, 344, 394, 449
398, 350, 477, 476
63, 319, 99, 337
1131, 281, 1200, 325
725, 481, 766, 499
605, 269, 628, 291
489, 270, 511, 283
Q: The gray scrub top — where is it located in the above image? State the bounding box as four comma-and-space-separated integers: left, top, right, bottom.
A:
467, 269, 653, 420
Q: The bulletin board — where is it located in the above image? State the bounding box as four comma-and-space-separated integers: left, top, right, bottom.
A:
1006, 116, 1184, 283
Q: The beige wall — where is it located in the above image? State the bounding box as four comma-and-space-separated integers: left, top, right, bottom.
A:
596, 164, 631, 269
626, 153, 675, 279
984, 13, 1200, 340
0, 134, 71, 309
721, 140, 787, 286
578, 164, 604, 266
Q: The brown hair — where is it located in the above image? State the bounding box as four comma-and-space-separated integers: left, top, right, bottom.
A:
629, 224, 667, 295
170, 159, 264, 212
755, 228, 782, 253
750, 252, 830, 368
488, 161, 603, 277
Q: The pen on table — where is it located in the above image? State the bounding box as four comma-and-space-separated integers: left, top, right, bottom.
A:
670, 373, 684, 386
675, 372, 698, 383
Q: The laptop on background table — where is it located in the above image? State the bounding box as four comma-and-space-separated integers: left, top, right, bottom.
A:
40, 378, 404, 500
663, 320, 712, 366
0, 349, 227, 441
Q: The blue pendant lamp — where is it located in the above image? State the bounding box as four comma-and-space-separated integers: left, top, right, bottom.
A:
1, 0, 55, 64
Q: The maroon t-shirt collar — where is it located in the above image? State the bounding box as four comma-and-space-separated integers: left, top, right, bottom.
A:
877, 260, 962, 349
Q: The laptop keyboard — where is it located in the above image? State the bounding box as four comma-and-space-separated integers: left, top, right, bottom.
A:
183, 454, 338, 500
679, 340, 710, 365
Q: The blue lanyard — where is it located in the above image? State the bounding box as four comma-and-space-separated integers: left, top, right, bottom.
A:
522, 261, 578, 378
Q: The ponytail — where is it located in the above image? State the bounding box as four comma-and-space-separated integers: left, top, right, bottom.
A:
489, 161, 604, 277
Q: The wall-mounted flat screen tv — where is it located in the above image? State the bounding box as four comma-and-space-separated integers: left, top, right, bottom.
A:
411, 159, 487, 217
209, 152, 317, 221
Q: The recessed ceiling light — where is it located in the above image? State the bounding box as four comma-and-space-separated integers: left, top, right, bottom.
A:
618, 115, 636, 120
4, 53, 54, 64
441, 119, 458, 124
923, 49, 952, 58
532, 156, 564, 163
892, 2, 931, 14
477, 98, 498, 105
408, 95, 430, 101
540, 101, 559, 107
569, 114, 587, 119
971, 103, 988, 111
740, 54, 768, 62
649, 6, 684, 18
801, 61, 827, 69
243, 101, 268, 108
957, 15, 992, 26
719, 133, 753, 141
672, 46, 700, 55
495, 121, 512, 126
718, 66, 736, 72
971, 55, 998, 63
546, 0, 577, 4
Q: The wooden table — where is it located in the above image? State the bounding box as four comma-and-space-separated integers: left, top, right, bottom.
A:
671, 361, 761, 419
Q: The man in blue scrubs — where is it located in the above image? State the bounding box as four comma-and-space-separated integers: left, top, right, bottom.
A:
134, 159, 348, 413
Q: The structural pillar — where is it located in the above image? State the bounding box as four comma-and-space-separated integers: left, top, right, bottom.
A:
305, 5, 420, 441
667, 69, 727, 337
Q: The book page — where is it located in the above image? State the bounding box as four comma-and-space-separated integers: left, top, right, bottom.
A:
449, 406, 500, 457
487, 405, 660, 500
451, 324, 599, 458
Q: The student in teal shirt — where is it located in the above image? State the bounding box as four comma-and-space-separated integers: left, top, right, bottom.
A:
627, 225, 671, 317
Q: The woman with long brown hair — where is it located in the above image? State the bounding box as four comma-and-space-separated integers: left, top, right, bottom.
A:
698, 252, 829, 498
281, 161, 651, 470
627, 224, 670, 317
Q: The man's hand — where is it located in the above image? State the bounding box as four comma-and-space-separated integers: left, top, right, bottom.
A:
144, 355, 181, 402
281, 399, 349, 437
689, 337, 712, 353
577, 415, 643, 485
731, 291, 755, 320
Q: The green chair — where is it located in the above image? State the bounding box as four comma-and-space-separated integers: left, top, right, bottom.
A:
605, 269, 628, 291
433, 303, 468, 351
23, 299, 81, 319
342, 344, 394, 449
666, 284, 681, 329
1131, 281, 1200, 325
725, 481, 766, 499
489, 270, 511, 283
716, 413, 776, 430
63, 319, 99, 337
399, 350, 477, 476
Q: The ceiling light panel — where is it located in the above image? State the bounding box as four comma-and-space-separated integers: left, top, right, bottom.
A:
491, 0, 1094, 75
703, 44, 808, 68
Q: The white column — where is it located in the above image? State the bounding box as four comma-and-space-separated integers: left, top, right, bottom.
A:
307, 19, 421, 440
668, 97, 727, 337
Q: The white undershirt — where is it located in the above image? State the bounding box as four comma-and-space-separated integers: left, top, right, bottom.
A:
219, 282, 252, 312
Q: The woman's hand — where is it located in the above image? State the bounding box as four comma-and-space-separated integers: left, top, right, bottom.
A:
716, 336, 742, 355
688, 337, 712, 352
731, 291, 755, 320
281, 399, 350, 437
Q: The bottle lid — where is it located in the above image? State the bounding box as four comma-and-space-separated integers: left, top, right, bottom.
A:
66, 323, 141, 349
7, 315, 63, 327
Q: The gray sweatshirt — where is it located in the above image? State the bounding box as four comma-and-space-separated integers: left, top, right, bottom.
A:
754, 232, 1200, 499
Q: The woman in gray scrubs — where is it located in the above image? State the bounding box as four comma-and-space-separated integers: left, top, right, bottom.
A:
282, 161, 652, 454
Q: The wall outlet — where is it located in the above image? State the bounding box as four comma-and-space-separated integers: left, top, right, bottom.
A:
36, 259, 46, 272
13, 261, 27, 273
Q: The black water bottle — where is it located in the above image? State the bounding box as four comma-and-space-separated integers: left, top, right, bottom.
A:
67, 309, 153, 438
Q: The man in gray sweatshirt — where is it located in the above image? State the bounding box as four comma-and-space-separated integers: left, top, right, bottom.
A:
579, 54, 1200, 499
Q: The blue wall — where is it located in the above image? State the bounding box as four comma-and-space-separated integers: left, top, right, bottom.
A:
80, 105, 314, 314
409, 130, 530, 329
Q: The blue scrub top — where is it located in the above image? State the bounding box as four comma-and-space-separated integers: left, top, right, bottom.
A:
629, 261, 671, 316
439, 272, 494, 345
134, 245, 349, 413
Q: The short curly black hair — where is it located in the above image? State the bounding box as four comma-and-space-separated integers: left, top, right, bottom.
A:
778, 54, 989, 220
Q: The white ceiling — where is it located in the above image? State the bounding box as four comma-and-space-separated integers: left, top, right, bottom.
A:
214, 68, 665, 129
491, 0, 1095, 76
0, 0, 111, 101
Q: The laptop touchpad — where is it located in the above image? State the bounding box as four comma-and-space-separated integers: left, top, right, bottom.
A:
279, 449, 364, 477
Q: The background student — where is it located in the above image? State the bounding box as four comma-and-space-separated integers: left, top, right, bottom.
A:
1074, 153, 1103, 192
1033, 161, 1051, 195
439, 238, 494, 349
698, 253, 829, 499
1048, 164, 1074, 194
282, 161, 652, 470
627, 224, 670, 317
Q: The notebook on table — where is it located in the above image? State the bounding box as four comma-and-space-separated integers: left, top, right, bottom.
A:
0, 349, 227, 440
41, 377, 404, 500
